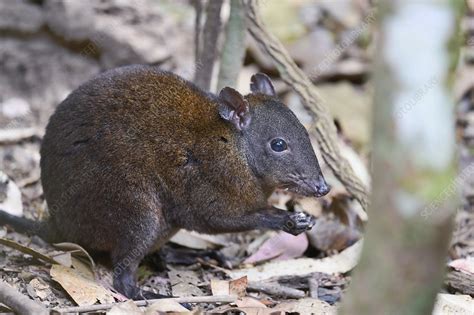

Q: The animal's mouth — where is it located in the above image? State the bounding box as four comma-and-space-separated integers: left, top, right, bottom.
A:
280, 176, 331, 198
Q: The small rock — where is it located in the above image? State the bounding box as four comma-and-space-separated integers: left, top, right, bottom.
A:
0, 0, 44, 33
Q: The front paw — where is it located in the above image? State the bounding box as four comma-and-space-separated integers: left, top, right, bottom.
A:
284, 212, 315, 236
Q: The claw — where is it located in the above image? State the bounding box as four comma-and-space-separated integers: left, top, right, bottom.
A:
285, 212, 315, 235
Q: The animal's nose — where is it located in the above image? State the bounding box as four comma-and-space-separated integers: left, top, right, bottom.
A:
314, 177, 330, 197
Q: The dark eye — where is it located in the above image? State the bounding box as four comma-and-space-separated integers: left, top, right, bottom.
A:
270, 138, 288, 152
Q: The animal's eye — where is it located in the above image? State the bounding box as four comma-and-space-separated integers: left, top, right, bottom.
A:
270, 138, 288, 152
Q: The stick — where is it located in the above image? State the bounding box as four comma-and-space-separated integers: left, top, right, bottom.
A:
53, 295, 237, 314
216, 0, 247, 91
445, 270, 474, 295
0, 128, 39, 144
194, 0, 224, 91
0, 281, 48, 315
192, 0, 204, 65
242, 0, 370, 212
248, 281, 305, 299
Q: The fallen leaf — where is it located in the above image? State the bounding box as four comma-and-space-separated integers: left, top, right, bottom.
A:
49, 251, 72, 268
168, 269, 204, 297
448, 258, 474, 275
169, 230, 228, 250
107, 300, 143, 315
229, 276, 248, 297
244, 232, 308, 264
144, 300, 190, 313
307, 217, 361, 252
0, 171, 23, 216
272, 298, 336, 314
50, 265, 115, 306
229, 240, 363, 282
53, 242, 96, 270
211, 276, 247, 298
29, 278, 52, 300
235, 297, 267, 308
307, 195, 363, 252
432, 294, 474, 315
211, 279, 230, 296
71, 257, 95, 280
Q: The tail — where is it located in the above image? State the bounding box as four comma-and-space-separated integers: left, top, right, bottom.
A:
0, 210, 50, 241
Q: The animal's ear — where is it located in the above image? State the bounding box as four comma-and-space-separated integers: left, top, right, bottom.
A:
250, 73, 276, 96
218, 87, 251, 131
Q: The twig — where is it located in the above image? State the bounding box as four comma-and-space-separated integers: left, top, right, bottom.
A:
242, 0, 370, 212
53, 295, 237, 314
0, 281, 48, 315
192, 0, 204, 64
17, 172, 41, 188
0, 238, 59, 265
216, 0, 247, 91
194, 0, 224, 91
248, 281, 305, 299
308, 277, 319, 299
445, 269, 474, 295
0, 128, 40, 144
196, 257, 232, 273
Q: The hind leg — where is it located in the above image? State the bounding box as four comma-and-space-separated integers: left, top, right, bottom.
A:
111, 222, 176, 299
112, 239, 149, 299
111, 231, 176, 300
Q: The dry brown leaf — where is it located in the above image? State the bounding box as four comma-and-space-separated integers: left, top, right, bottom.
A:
308, 219, 361, 252
244, 231, 308, 264
144, 300, 190, 313
50, 265, 115, 306
29, 278, 52, 300
229, 240, 363, 282
71, 257, 95, 280
53, 242, 96, 270
168, 269, 204, 297
235, 297, 267, 308
211, 276, 247, 298
49, 251, 72, 267
169, 230, 228, 249
107, 300, 143, 315
229, 276, 248, 297
211, 279, 230, 296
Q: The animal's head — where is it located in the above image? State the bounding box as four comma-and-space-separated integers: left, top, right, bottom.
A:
218, 73, 330, 197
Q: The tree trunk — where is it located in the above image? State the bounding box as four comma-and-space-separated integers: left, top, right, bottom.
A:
341, 1, 460, 314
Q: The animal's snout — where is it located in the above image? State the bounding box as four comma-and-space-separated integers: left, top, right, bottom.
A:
312, 176, 330, 197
